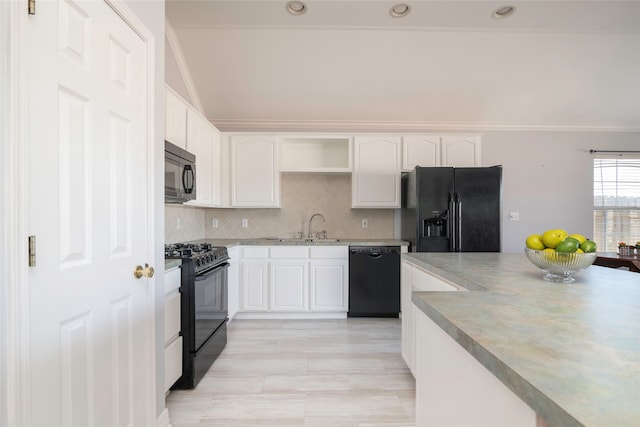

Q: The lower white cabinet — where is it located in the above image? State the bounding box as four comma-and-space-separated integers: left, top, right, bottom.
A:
401, 260, 459, 376
164, 266, 182, 392
270, 260, 308, 311
238, 245, 348, 317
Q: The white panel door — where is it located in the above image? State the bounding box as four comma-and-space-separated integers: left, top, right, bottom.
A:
27, 1, 154, 425
402, 135, 441, 171
352, 137, 401, 208
270, 261, 307, 311
309, 260, 348, 312
441, 135, 481, 167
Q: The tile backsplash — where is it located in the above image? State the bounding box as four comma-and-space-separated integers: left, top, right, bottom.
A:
165, 174, 394, 243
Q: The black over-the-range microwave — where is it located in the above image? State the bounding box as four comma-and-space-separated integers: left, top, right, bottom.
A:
165, 140, 196, 203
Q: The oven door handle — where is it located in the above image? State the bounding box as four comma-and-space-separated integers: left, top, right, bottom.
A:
194, 263, 229, 280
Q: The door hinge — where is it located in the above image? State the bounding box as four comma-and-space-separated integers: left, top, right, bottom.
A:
28, 0, 35, 15
28, 235, 36, 267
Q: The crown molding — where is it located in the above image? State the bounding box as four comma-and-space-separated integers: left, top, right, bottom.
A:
165, 19, 205, 115
210, 119, 640, 133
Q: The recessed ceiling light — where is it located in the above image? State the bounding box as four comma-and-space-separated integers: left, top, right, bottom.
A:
286, 1, 307, 16
390, 3, 411, 18
492, 5, 516, 19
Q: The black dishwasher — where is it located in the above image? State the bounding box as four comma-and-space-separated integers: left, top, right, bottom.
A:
348, 246, 401, 317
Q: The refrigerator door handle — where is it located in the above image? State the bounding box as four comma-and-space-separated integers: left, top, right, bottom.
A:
448, 193, 455, 251
457, 197, 462, 252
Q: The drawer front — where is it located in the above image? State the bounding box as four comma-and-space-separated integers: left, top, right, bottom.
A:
242, 246, 269, 259
270, 246, 308, 259
164, 336, 183, 392
164, 292, 181, 343
309, 246, 348, 259
164, 268, 181, 294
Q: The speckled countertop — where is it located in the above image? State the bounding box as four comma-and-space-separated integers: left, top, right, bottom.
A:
184, 238, 409, 248
405, 252, 640, 427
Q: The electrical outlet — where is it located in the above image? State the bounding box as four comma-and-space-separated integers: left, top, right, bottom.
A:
241, 218, 248, 228
362, 219, 368, 228
509, 212, 520, 221
212, 218, 219, 228
176, 218, 182, 229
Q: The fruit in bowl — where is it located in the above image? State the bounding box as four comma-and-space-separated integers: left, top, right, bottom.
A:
525, 229, 597, 283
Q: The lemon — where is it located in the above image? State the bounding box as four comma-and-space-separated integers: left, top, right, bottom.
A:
576, 248, 584, 254
541, 229, 568, 249
568, 234, 587, 244
525, 234, 545, 250
543, 247, 556, 261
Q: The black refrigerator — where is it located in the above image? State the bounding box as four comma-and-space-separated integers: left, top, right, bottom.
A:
400, 166, 502, 252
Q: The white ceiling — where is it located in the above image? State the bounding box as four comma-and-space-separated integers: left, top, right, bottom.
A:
165, 1, 640, 132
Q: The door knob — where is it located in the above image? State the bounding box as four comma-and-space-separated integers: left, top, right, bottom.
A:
134, 263, 155, 279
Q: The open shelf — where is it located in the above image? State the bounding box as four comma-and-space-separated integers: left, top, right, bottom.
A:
280, 137, 352, 172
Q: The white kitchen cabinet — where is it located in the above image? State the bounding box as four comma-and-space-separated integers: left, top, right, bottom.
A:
227, 246, 240, 320
270, 260, 308, 311
401, 261, 459, 376
352, 136, 401, 208
164, 266, 182, 392
231, 136, 280, 207
185, 109, 215, 206
236, 245, 349, 317
309, 259, 348, 311
441, 135, 481, 167
165, 87, 188, 149
401, 134, 482, 171
402, 135, 441, 170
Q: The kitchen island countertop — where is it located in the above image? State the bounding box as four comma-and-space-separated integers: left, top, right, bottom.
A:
405, 252, 640, 427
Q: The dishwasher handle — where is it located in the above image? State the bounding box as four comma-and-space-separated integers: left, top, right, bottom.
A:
349, 247, 401, 257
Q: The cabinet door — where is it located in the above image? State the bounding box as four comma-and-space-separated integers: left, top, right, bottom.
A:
165, 88, 187, 149
241, 260, 268, 311
402, 135, 441, 171
231, 136, 280, 207
185, 109, 214, 205
309, 259, 348, 312
352, 137, 401, 208
270, 261, 307, 311
441, 135, 481, 167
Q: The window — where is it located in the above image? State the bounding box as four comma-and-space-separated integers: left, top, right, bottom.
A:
593, 156, 640, 252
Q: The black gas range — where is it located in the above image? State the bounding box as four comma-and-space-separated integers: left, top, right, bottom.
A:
165, 242, 229, 389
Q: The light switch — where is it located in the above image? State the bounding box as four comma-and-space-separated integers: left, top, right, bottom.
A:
509, 212, 520, 221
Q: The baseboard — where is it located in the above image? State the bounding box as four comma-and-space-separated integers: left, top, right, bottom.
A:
156, 407, 171, 427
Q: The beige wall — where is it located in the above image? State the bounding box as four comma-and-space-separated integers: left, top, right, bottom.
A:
165, 174, 394, 243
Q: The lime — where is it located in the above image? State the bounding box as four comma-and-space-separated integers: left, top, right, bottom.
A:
580, 240, 597, 253
556, 237, 579, 253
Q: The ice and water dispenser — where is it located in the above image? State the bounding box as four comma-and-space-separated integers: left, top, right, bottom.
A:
423, 211, 448, 238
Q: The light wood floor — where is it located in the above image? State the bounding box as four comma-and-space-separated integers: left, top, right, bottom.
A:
166, 318, 416, 427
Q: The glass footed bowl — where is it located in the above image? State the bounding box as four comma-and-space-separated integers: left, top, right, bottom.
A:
524, 247, 597, 284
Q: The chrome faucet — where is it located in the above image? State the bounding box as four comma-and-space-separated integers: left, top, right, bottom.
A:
307, 213, 326, 239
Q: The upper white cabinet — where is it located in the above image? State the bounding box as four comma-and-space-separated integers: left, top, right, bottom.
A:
352, 136, 401, 208
401, 134, 482, 171
441, 135, 481, 167
165, 88, 188, 149
402, 135, 441, 170
280, 136, 352, 172
231, 136, 280, 208
184, 109, 221, 207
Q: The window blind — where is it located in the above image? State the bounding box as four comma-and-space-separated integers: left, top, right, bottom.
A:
593, 157, 640, 252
